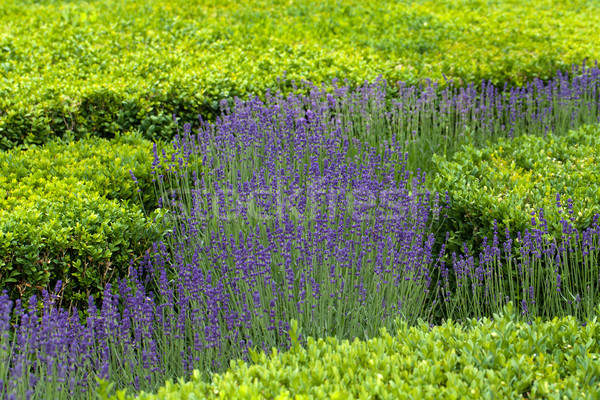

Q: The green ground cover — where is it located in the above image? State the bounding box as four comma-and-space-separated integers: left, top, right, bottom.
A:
0, 132, 174, 305
0, 0, 599, 149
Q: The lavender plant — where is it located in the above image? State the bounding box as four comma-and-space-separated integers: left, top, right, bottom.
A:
2, 217, 599, 399
148, 90, 443, 364
437, 214, 600, 324
239, 61, 600, 177
1, 79, 443, 399
391, 62, 600, 175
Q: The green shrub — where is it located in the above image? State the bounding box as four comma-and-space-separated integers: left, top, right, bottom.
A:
1, 0, 600, 149
0, 131, 182, 307
1, 130, 160, 209
0, 178, 165, 308
431, 124, 600, 254
98, 304, 600, 399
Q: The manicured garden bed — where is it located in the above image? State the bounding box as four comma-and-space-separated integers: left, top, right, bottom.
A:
1, 1, 600, 399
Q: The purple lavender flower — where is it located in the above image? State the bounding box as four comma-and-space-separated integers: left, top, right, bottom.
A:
521, 299, 529, 315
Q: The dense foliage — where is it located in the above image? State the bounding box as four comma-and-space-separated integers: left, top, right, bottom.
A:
0, 0, 599, 149
0, 132, 173, 307
432, 124, 600, 254
2, 0, 600, 398
98, 308, 600, 400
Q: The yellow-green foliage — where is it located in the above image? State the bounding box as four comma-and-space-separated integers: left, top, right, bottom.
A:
0, 132, 172, 307
431, 124, 600, 253
0, 131, 159, 211
98, 304, 600, 399
1, 0, 599, 149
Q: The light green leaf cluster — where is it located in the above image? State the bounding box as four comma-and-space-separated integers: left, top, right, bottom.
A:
0, 131, 158, 210
98, 305, 600, 399
0, 0, 599, 148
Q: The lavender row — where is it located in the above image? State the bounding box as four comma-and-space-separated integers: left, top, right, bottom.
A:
174, 60, 600, 175
2, 212, 599, 398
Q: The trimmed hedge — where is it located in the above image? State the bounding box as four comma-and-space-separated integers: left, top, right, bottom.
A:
0, 131, 160, 211
431, 123, 600, 254
0, 132, 175, 307
98, 304, 600, 399
1, 0, 600, 149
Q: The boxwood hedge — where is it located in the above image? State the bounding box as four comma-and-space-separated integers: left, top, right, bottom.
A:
0, 0, 599, 149
431, 123, 600, 255
0, 131, 181, 308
